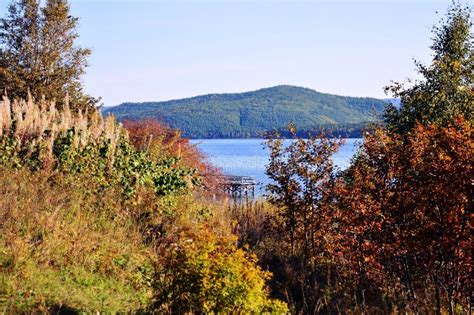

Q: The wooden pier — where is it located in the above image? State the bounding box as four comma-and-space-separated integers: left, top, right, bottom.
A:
222, 175, 257, 197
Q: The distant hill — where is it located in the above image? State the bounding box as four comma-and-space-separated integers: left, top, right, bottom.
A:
103, 85, 389, 138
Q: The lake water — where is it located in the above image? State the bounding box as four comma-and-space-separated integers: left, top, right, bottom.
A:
191, 138, 362, 194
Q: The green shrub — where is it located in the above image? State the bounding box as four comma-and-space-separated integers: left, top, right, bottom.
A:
0, 97, 196, 198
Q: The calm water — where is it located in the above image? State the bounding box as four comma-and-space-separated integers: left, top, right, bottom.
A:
191, 138, 362, 194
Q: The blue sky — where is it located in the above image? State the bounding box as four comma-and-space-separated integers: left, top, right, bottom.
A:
0, 0, 464, 105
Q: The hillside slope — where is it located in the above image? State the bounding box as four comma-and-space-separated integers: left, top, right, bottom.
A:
104, 85, 388, 138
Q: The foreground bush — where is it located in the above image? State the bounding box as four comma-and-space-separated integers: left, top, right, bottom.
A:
154, 227, 288, 313
0, 97, 286, 313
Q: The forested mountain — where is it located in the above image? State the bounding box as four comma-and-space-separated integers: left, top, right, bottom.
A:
104, 85, 389, 138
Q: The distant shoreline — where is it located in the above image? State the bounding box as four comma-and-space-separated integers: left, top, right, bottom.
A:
188, 135, 366, 140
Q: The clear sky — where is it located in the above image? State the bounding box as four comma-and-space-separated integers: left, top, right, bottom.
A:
0, 0, 465, 106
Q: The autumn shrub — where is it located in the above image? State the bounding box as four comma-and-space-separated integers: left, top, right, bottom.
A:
130, 191, 285, 314
334, 117, 473, 313
123, 119, 223, 195
208, 128, 354, 313
153, 226, 288, 314
258, 118, 472, 314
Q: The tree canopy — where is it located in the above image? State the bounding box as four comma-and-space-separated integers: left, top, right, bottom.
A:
0, 0, 97, 110
384, 2, 473, 134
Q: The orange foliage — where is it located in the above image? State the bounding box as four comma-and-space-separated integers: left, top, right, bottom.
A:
261, 118, 472, 313
335, 117, 472, 313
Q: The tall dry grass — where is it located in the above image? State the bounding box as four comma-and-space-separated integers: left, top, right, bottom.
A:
0, 95, 123, 169
0, 170, 155, 312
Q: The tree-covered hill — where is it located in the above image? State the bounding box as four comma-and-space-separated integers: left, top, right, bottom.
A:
103, 85, 389, 138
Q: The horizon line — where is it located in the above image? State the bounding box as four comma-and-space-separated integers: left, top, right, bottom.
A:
103, 84, 395, 107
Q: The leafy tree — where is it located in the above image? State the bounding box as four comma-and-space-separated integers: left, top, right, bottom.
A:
264, 127, 352, 313
266, 126, 342, 258
258, 3, 473, 314
0, 0, 96, 110
384, 2, 473, 134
